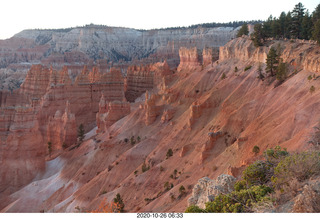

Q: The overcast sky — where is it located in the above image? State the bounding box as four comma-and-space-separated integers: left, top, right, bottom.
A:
0, 0, 319, 39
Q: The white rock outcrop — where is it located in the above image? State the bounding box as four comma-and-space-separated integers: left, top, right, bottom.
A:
188, 174, 237, 209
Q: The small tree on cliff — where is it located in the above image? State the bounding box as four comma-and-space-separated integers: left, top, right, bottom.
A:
237, 23, 249, 37
266, 47, 280, 77
78, 124, 85, 142
113, 193, 125, 212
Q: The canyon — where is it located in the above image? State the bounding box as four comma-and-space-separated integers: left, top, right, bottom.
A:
1, 29, 320, 213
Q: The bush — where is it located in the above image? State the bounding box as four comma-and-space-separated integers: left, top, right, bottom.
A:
78, 124, 85, 142
185, 205, 207, 213
263, 146, 288, 165
242, 161, 272, 186
252, 145, 260, 155
308, 75, 313, 81
179, 185, 186, 195
130, 136, 136, 145
205, 185, 272, 213
272, 151, 320, 189
244, 65, 252, 71
234, 66, 238, 72
141, 162, 150, 173
310, 85, 316, 93
166, 149, 173, 159
221, 73, 226, 80
234, 180, 247, 192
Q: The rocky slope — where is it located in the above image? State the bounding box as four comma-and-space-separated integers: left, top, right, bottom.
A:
1, 36, 320, 213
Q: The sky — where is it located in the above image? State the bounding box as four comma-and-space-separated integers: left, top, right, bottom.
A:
0, 0, 319, 39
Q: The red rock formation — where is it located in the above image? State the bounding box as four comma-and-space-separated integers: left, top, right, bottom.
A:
144, 91, 162, 126
96, 95, 130, 133
125, 61, 172, 102
46, 101, 77, 150
177, 47, 201, 72
202, 48, 213, 66
0, 63, 126, 196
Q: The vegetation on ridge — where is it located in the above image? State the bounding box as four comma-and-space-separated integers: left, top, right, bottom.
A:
250, 2, 320, 45
185, 146, 320, 213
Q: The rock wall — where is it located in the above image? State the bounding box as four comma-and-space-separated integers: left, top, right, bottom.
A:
177, 47, 201, 72
96, 96, 131, 133
125, 61, 173, 102
219, 36, 320, 73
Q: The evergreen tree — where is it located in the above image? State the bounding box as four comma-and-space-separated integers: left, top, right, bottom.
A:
237, 23, 249, 37
312, 4, 320, 23
263, 15, 273, 38
301, 11, 313, 40
113, 193, 125, 212
276, 59, 288, 82
271, 18, 281, 39
252, 23, 265, 47
285, 11, 293, 38
279, 12, 287, 38
291, 2, 305, 39
77, 124, 85, 142
312, 19, 320, 45
266, 47, 279, 77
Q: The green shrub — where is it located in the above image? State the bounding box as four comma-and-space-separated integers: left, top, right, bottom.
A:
130, 136, 136, 145
242, 161, 271, 186
205, 185, 272, 213
221, 73, 226, 80
234, 180, 247, 192
263, 146, 288, 165
234, 66, 238, 72
252, 145, 260, 155
272, 151, 320, 189
166, 148, 173, 159
310, 85, 316, 93
141, 162, 150, 173
179, 185, 186, 195
244, 65, 252, 71
185, 205, 207, 213
308, 75, 313, 80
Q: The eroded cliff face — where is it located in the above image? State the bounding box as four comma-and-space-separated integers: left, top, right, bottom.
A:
0, 63, 126, 196
125, 61, 173, 102
0, 26, 238, 73
2, 37, 320, 213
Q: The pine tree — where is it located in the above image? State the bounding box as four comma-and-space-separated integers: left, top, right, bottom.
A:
301, 11, 313, 40
237, 23, 249, 37
266, 47, 279, 77
252, 23, 265, 47
113, 193, 125, 212
312, 19, 320, 45
285, 11, 293, 38
291, 2, 305, 39
276, 59, 287, 82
